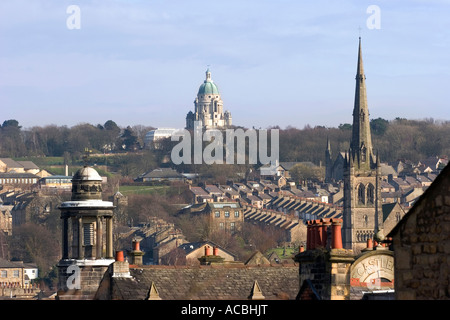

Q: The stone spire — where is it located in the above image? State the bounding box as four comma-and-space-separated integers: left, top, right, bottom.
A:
351, 37, 373, 168
325, 136, 333, 183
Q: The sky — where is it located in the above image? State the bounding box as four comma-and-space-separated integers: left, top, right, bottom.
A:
1, 0, 449, 130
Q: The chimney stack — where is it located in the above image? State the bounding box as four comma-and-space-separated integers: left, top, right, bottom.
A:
330, 219, 343, 249
112, 251, 131, 278
130, 238, 144, 266
304, 218, 344, 251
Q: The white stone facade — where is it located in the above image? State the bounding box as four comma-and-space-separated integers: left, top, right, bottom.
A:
186, 69, 232, 130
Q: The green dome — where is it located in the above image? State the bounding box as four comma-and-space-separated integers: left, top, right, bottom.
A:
198, 80, 220, 95
197, 68, 220, 95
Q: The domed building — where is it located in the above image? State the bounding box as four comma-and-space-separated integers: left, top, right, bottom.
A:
186, 68, 232, 130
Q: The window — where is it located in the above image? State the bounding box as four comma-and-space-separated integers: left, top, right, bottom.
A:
367, 183, 375, 204
224, 211, 230, 218
219, 222, 224, 230
230, 222, 235, 232
13, 270, 19, 278
84, 223, 94, 246
215, 211, 220, 218
234, 211, 240, 218
1, 270, 6, 278
357, 184, 365, 204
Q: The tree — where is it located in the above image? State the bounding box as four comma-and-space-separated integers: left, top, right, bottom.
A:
120, 126, 139, 151
289, 163, 325, 183
338, 123, 352, 131
370, 117, 389, 135
1, 119, 21, 128
8, 223, 60, 280
0, 119, 26, 157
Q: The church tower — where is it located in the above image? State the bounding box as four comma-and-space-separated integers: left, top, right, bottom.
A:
342, 38, 383, 252
57, 165, 115, 299
186, 68, 232, 130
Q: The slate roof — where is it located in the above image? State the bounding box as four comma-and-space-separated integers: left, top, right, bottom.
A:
178, 241, 237, 260
16, 161, 39, 170
102, 263, 299, 300
0, 158, 23, 169
141, 168, 181, 179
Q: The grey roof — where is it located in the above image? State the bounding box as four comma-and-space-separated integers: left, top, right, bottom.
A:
178, 241, 237, 259
0, 172, 38, 178
16, 161, 39, 170
142, 168, 181, 179
101, 263, 299, 300
0, 158, 23, 168
0, 258, 25, 268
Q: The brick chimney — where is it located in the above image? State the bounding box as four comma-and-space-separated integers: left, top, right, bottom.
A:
305, 218, 343, 251
198, 244, 224, 265
111, 251, 131, 278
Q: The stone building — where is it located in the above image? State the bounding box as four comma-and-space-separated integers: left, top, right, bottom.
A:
178, 241, 237, 266
179, 201, 244, 235
0, 198, 12, 235
94, 251, 298, 300
186, 68, 232, 130
341, 38, 384, 252
388, 162, 450, 300
0, 258, 40, 299
57, 165, 115, 300
295, 218, 394, 300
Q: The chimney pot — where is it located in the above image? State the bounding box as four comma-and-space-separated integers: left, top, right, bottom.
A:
115, 250, 124, 261
205, 245, 211, 256
213, 246, 218, 256
315, 220, 323, 248
330, 218, 343, 249
132, 239, 140, 251
367, 238, 373, 249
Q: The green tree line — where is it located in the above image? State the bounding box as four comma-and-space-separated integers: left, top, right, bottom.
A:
1, 117, 449, 174
0, 119, 154, 158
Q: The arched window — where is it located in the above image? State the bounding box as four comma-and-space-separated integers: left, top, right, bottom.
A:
367, 183, 375, 205
357, 183, 365, 204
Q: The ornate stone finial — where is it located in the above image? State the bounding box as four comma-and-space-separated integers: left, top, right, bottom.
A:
374, 229, 384, 242
147, 282, 162, 300
248, 280, 265, 300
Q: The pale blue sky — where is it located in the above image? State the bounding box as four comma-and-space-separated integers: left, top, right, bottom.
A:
1, 0, 449, 129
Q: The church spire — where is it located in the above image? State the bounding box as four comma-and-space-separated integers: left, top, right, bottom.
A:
351, 37, 373, 167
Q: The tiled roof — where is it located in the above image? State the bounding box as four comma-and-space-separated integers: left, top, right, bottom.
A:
104, 263, 299, 300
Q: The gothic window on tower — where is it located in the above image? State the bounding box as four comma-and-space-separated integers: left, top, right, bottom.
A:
358, 183, 365, 204
367, 183, 375, 205
361, 146, 367, 162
